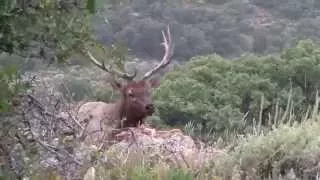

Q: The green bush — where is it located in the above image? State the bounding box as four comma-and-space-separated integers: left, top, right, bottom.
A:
165, 168, 193, 180
0, 64, 31, 179
94, 149, 196, 180
93, 87, 119, 102
97, 165, 194, 180
0, 65, 29, 113
0, 53, 38, 73
58, 76, 95, 102
153, 40, 320, 137
213, 111, 320, 179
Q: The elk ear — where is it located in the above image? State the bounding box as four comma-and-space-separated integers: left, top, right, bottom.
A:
148, 78, 161, 88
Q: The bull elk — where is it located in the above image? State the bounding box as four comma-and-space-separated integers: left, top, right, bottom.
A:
76, 25, 174, 145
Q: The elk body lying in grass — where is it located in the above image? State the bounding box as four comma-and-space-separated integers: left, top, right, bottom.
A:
77, 26, 174, 145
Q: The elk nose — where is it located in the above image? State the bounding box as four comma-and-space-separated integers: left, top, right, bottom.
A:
145, 104, 155, 112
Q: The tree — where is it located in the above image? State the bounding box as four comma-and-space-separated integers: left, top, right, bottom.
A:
0, 0, 101, 178
0, 0, 98, 62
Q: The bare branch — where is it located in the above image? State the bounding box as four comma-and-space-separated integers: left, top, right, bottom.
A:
35, 138, 82, 166
142, 25, 174, 80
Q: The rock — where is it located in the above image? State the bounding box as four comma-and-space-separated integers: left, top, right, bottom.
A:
107, 125, 225, 171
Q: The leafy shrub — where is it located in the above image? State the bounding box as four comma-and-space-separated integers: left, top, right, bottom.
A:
165, 168, 193, 180
213, 110, 320, 179
250, 0, 314, 19
0, 54, 38, 73
153, 40, 320, 137
0, 64, 31, 179
58, 76, 95, 102
94, 149, 196, 180
0, 0, 94, 62
93, 87, 119, 102
97, 164, 194, 180
0, 65, 29, 113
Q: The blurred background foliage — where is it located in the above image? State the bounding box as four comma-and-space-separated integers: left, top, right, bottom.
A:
0, 0, 95, 62
0, 1, 99, 179
92, 0, 320, 61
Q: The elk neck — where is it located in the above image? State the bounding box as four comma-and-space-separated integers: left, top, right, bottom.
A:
113, 98, 126, 120
115, 97, 146, 127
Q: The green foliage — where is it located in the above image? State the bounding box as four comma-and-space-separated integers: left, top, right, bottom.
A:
58, 77, 94, 102
29, 171, 62, 180
0, 171, 15, 180
0, 65, 29, 113
126, 166, 154, 180
93, 88, 119, 102
94, 153, 195, 180
86, 0, 96, 14
0, 63, 32, 179
165, 168, 193, 180
57, 75, 121, 103
93, 0, 320, 61
250, 0, 318, 19
0, 53, 39, 73
213, 112, 320, 179
0, 0, 107, 178
0, 0, 96, 62
154, 40, 320, 138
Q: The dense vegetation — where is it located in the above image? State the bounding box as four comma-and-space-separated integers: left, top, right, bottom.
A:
0, 0, 95, 62
153, 39, 320, 139
97, 0, 320, 61
1, 0, 320, 179
0, 0, 98, 179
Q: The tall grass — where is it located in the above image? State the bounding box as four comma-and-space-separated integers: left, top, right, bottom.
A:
89, 92, 320, 180
5, 78, 320, 179
183, 88, 320, 147
210, 91, 320, 179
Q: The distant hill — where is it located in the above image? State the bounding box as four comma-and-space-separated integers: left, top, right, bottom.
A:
92, 0, 320, 61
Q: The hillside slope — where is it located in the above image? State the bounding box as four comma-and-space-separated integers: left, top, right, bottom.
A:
93, 0, 320, 61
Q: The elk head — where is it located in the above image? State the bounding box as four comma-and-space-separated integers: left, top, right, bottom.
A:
85, 25, 174, 128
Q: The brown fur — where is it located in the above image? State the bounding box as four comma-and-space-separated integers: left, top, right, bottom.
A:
77, 26, 173, 145
76, 79, 160, 145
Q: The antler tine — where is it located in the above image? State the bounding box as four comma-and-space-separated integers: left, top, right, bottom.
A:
142, 25, 174, 80
87, 50, 137, 81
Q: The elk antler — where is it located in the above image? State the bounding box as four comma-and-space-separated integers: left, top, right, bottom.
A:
86, 51, 137, 81
141, 25, 174, 80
